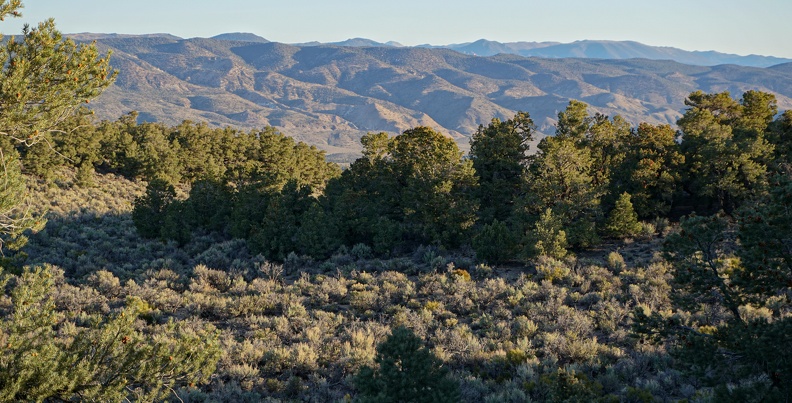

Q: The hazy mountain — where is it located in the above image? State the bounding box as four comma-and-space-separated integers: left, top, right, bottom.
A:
514, 40, 792, 67
67, 33, 182, 41
420, 39, 560, 56
85, 36, 792, 155
294, 38, 404, 48
331, 38, 403, 47
211, 32, 269, 43
355, 37, 792, 68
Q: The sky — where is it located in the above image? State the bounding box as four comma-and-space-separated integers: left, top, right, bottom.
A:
10, 0, 792, 58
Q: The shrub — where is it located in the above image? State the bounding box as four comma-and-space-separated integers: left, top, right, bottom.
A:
535, 256, 571, 283
607, 252, 626, 272
351, 243, 373, 260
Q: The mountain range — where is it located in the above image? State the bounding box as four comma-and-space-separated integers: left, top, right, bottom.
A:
76, 33, 792, 156
178, 34, 791, 68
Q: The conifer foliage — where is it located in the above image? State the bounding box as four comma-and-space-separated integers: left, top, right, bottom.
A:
604, 192, 641, 238
0, 266, 221, 401
0, 0, 114, 255
354, 326, 460, 403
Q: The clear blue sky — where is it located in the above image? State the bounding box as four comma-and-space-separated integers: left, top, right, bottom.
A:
11, 0, 792, 58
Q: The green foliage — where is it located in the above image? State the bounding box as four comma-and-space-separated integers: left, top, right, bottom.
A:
555, 100, 591, 140
0, 0, 113, 254
527, 208, 568, 260
0, 148, 42, 256
678, 90, 775, 212
0, 266, 220, 402
535, 367, 605, 402
470, 112, 534, 223
132, 179, 176, 239
248, 181, 314, 261
534, 255, 571, 283
391, 127, 479, 247
328, 127, 477, 253
641, 196, 792, 400
734, 173, 792, 302
473, 219, 519, 264
526, 131, 602, 248
354, 326, 460, 403
182, 179, 232, 233
6, 75, 792, 401
604, 192, 641, 238
294, 202, 341, 260
768, 110, 792, 166
663, 213, 740, 317
614, 122, 684, 218
0, 5, 115, 147
585, 114, 632, 196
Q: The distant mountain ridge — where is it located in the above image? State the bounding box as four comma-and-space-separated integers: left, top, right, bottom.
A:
76, 34, 792, 156
211, 32, 269, 43
204, 34, 792, 68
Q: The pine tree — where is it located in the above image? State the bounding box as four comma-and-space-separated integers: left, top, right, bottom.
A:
132, 179, 176, 239
0, 147, 41, 257
605, 192, 641, 238
469, 112, 534, 224
527, 208, 568, 260
354, 326, 459, 403
473, 218, 519, 264
0, 266, 221, 401
0, 0, 115, 253
677, 91, 775, 213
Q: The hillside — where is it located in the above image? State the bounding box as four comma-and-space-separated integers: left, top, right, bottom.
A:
86, 36, 792, 154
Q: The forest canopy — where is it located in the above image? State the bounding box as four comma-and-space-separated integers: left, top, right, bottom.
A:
0, 0, 790, 400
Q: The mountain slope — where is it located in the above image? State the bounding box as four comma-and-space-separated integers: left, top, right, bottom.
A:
87, 36, 792, 154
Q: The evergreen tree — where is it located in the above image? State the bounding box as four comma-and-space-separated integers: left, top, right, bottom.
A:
636, 202, 792, 400
324, 132, 402, 254
734, 173, 792, 301
182, 179, 232, 233
0, 0, 114, 253
767, 110, 792, 168
586, 113, 632, 207
354, 326, 459, 403
0, 266, 220, 401
555, 100, 591, 140
527, 208, 568, 260
248, 181, 314, 261
0, 147, 41, 257
469, 112, 534, 224
132, 179, 176, 239
678, 91, 775, 213
613, 122, 684, 218
604, 192, 641, 238
525, 135, 602, 248
473, 219, 519, 264
390, 127, 478, 247
328, 128, 478, 252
